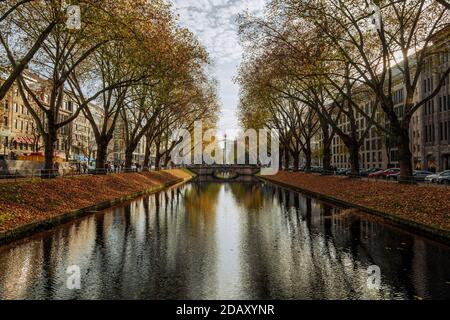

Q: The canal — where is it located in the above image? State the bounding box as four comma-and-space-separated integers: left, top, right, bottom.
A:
0, 179, 449, 299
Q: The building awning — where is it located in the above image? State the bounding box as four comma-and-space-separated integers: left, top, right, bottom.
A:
12, 136, 34, 145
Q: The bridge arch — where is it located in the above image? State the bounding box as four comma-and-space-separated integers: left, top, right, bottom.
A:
187, 165, 260, 177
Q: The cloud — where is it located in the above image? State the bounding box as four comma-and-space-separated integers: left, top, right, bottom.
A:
173, 0, 265, 64
172, 0, 266, 137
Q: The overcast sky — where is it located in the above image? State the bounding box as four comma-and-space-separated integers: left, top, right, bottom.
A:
172, 0, 266, 139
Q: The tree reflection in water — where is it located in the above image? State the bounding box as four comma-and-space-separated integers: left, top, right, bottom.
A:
0, 179, 449, 299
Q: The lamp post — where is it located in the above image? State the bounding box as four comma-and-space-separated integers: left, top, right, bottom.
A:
223, 134, 227, 165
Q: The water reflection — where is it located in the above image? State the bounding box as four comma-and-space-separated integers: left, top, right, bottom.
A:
0, 180, 449, 300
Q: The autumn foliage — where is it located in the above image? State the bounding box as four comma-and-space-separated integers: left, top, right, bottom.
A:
0, 169, 191, 233
264, 172, 450, 233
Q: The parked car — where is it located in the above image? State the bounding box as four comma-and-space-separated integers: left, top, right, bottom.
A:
360, 167, 382, 177
436, 170, 450, 185
369, 168, 400, 179
337, 168, 351, 175
386, 170, 434, 182
366, 168, 384, 178
425, 170, 450, 183
311, 166, 324, 173
386, 172, 400, 180
413, 171, 435, 182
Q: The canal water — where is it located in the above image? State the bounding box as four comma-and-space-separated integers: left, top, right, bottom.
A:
0, 179, 449, 300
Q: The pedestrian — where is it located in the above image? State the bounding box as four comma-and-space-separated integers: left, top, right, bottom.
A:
53, 162, 59, 176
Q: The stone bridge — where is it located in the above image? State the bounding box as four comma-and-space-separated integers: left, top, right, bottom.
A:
187, 165, 261, 177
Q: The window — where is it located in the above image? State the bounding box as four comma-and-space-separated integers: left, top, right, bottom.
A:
444, 121, 449, 141
393, 88, 404, 105
390, 150, 399, 162
3, 117, 8, 126
13, 103, 18, 113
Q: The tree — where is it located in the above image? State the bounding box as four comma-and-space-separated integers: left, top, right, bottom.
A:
9, 0, 113, 176
120, 26, 217, 169
0, 0, 60, 100
284, 0, 450, 181
68, 0, 175, 172
436, 0, 450, 10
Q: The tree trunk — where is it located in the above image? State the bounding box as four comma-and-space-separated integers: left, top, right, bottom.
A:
292, 151, 300, 171
143, 143, 151, 170
155, 154, 161, 170
284, 146, 290, 170
279, 146, 284, 170
321, 118, 332, 172
388, 105, 414, 181
43, 133, 56, 179
96, 141, 108, 174
397, 127, 414, 183
322, 143, 332, 173
163, 154, 170, 167
125, 149, 134, 171
348, 143, 360, 177
154, 141, 161, 170
305, 148, 312, 171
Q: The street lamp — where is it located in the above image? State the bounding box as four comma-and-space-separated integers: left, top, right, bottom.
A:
223, 134, 227, 165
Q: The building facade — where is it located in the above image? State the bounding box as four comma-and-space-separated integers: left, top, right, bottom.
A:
328, 29, 449, 172
0, 72, 108, 164
421, 49, 450, 171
